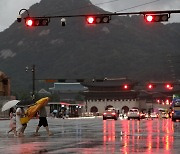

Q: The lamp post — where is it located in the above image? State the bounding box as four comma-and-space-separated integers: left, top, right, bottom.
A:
26, 64, 36, 100
17, 8, 29, 22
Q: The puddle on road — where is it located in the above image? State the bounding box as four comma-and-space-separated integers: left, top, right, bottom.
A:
0, 119, 179, 153
3, 142, 48, 154
102, 119, 178, 153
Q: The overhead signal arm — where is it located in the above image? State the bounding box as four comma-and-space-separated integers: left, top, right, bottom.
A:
17, 9, 180, 26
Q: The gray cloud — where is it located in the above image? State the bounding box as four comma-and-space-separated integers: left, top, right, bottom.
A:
0, 0, 40, 32
0, 0, 179, 32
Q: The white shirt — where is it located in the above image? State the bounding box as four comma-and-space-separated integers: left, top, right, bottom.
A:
16, 107, 23, 132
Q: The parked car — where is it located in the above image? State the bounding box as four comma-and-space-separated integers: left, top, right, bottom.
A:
127, 109, 140, 120
103, 108, 118, 120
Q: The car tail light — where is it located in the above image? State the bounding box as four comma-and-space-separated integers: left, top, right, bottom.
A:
103, 113, 107, 115
112, 113, 116, 115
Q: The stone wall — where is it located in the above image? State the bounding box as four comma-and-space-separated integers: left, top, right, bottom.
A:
86, 99, 144, 114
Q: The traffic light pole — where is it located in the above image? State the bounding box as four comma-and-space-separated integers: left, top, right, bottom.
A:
25, 64, 36, 100
32, 64, 35, 100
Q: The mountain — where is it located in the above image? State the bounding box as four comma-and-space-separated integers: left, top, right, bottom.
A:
0, 0, 180, 94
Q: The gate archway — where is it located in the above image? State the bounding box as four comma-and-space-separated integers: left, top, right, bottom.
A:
121, 106, 129, 114
90, 106, 98, 113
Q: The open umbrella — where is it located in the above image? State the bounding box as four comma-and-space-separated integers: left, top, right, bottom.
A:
18, 99, 35, 106
1, 100, 20, 112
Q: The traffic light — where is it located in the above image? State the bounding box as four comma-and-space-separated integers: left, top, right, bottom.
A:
86, 15, 111, 24
25, 18, 49, 27
156, 99, 160, 103
147, 83, 155, 90
123, 84, 128, 89
165, 83, 173, 90
144, 14, 169, 22
122, 84, 130, 90
165, 99, 170, 105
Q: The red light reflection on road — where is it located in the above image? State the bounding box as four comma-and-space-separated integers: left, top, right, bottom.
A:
121, 120, 130, 153
103, 120, 116, 153
146, 119, 153, 152
162, 119, 174, 152
103, 120, 115, 142
102, 119, 174, 153
6, 142, 47, 154
120, 119, 174, 153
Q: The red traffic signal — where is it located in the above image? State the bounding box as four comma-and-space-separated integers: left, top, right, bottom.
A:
25, 18, 33, 26
156, 99, 160, 103
144, 14, 169, 22
165, 83, 173, 90
122, 84, 130, 90
25, 18, 49, 27
123, 84, 128, 89
147, 83, 155, 90
86, 15, 110, 24
86, 16, 95, 24
148, 84, 153, 89
145, 15, 153, 22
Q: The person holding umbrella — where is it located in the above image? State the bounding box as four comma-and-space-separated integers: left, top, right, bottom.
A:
7, 107, 16, 136
1, 100, 19, 136
16, 106, 26, 137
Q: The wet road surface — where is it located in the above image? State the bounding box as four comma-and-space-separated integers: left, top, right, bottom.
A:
0, 117, 180, 154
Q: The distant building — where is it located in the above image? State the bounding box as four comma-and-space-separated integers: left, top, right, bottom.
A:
81, 78, 141, 114
38, 88, 51, 96
48, 78, 179, 116
49, 82, 87, 102
81, 78, 178, 115
0, 71, 10, 96
0, 71, 15, 118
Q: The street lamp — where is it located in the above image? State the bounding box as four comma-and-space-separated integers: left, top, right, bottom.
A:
25, 64, 36, 100
17, 8, 30, 23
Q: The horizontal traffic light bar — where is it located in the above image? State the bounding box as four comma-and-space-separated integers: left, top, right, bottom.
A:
18, 9, 180, 25
25, 18, 50, 26
86, 15, 111, 24
145, 14, 169, 22
19, 9, 180, 19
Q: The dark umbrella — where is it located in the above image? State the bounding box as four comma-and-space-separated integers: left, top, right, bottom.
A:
17, 99, 36, 106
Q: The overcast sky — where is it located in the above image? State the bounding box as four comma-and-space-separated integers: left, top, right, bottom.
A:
0, 0, 180, 32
